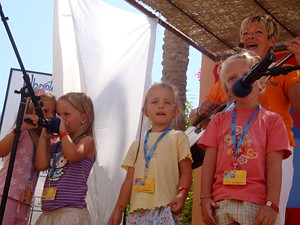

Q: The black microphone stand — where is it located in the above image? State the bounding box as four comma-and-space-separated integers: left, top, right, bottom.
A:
0, 3, 46, 224
267, 65, 300, 76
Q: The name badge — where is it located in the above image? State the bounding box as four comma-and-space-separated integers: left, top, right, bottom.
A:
223, 170, 247, 185
134, 178, 155, 193
21, 188, 34, 204
42, 187, 57, 200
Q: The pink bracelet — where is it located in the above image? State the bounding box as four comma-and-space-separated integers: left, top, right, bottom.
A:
59, 131, 69, 140
178, 186, 190, 194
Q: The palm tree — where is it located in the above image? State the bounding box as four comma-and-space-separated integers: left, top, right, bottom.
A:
161, 29, 189, 131
161, 29, 192, 224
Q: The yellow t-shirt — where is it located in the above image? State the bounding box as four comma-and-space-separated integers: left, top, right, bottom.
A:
122, 130, 192, 213
205, 67, 300, 146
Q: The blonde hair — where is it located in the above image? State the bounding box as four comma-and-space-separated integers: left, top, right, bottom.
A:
58, 92, 94, 144
23, 89, 56, 146
144, 82, 179, 103
25, 89, 55, 115
143, 82, 182, 125
240, 14, 280, 47
219, 51, 261, 99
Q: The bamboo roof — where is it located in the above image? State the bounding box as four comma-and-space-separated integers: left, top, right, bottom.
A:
125, 0, 300, 61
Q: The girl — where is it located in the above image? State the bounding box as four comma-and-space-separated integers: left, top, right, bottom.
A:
109, 83, 192, 225
198, 51, 291, 225
0, 89, 56, 225
190, 15, 300, 224
34, 92, 95, 225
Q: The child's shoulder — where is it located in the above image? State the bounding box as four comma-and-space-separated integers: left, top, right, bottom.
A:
80, 134, 95, 142
260, 107, 283, 119
169, 129, 189, 140
169, 129, 186, 135
79, 135, 95, 150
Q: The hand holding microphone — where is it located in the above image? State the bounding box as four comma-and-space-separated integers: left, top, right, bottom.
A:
24, 117, 60, 134
231, 52, 276, 97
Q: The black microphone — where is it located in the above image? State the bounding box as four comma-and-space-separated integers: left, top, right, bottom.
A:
238, 42, 245, 48
232, 53, 276, 97
24, 117, 60, 134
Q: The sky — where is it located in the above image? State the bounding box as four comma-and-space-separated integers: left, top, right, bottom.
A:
0, 0, 201, 118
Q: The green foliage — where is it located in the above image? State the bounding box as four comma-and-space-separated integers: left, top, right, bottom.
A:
184, 97, 193, 131
180, 97, 194, 225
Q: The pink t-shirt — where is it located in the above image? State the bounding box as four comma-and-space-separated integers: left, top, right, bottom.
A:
198, 107, 291, 206
0, 130, 39, 205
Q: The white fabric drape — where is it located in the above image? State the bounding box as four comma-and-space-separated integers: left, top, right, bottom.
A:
53, 1, 157, 224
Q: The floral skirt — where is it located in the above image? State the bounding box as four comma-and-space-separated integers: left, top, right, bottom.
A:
126, 205, 180, 225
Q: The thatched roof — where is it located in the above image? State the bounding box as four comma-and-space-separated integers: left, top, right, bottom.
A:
125, 0, 300, 61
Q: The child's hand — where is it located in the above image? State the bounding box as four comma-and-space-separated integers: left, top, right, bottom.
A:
40, 127, 56, 140
254, 205, 277, 225
168, 192, 186, 214
108, 206, 125, 225
57, 115, 68, 133
201, 199, 219, 225
22, 114, 39, 130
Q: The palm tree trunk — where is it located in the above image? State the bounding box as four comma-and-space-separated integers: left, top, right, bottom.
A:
161, 29, 189, 130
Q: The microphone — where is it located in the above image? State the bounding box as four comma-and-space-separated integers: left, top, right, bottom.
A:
238, 42, 245, 48
231, 53, 276, 97
24, 117, 60, 134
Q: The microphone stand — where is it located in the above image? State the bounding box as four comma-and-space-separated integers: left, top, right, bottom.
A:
267, 65, 300, 76
0, 3, 45, 224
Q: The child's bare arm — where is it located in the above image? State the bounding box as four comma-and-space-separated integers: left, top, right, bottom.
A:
0, 131, 16, 157
255, 150, 284, 225
60, 134, 95, 163
201, 147, 218, 225
0, 114, 39, 157
35, 128, 51, 171
109, 167, 134, 225
169, 158, 192, 214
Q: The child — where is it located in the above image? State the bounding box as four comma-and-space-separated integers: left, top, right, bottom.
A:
34, 92, 95, 225
0, 89, 56, 225
109, 83, 192, 225
198, 51, 291, 225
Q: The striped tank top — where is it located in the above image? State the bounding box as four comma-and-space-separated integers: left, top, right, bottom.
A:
41, 141, 94, 211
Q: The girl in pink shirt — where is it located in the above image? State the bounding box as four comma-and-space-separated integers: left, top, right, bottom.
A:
198, 51, 291, 225
0, 89, 56, 225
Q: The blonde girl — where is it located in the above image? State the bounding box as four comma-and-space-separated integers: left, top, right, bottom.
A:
198, 51, 291, 225
109, 83, 192, 225
34, 92, 95, 225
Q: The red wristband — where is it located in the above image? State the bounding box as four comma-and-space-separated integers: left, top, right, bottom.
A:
266, 201, 279, 213
178, 187, 190, 194
59, 131, 69, 140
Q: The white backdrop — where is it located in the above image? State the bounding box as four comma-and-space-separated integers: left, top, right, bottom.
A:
52, 0, 157, 224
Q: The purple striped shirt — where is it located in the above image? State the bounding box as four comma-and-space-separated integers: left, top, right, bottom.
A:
41, 142, 94, 211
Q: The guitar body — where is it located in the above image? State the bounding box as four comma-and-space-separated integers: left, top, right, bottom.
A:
185, 126, 205, 169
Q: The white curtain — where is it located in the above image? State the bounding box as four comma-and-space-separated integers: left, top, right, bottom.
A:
52, 0, 157, 224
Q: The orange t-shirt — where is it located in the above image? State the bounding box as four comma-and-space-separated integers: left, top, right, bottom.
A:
205, 80, 226, 103
205, 67, 300, 146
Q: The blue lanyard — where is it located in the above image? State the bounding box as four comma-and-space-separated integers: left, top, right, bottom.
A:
231, 105, 260, 169
143, 127, 171, 169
